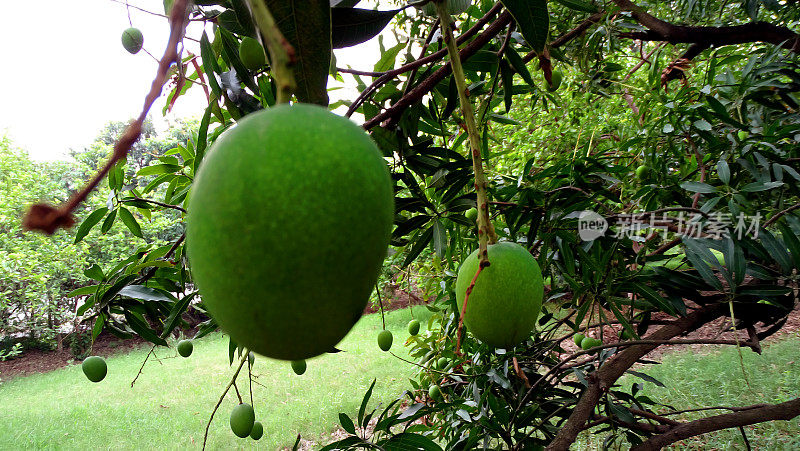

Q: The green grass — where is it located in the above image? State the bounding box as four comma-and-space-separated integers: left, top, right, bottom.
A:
0, 306, 431, 450
580, 335, 800, 449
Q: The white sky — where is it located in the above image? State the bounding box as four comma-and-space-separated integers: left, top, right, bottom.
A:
0, 0, 396, 161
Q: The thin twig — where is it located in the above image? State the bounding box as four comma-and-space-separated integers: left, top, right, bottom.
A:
130, 344, 156, 388
202, 352, 249, 450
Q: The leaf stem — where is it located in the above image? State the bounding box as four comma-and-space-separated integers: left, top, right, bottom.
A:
246, 0, 297, 104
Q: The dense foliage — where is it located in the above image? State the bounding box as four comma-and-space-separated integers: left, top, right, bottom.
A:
13, 0, 800, 448
0, 120, 191, 351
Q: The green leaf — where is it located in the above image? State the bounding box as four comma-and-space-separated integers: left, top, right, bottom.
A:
67, 285, 101, 297
680, 181, 718, 194
84, 264, 105, 282
693, 119, 713, 131
758, 229, 793, 273
778, 221, 800, 269
338, 413, 356, 435
432, 218, 447, 260
717, 160, 730, 185
740, 181, 784, 192
500, 0, 549, 52
266, 0, 331, 105
118, 207, 143, 238
74, 207, 109, 244
199, 32, 222, 97
373, 40, 404, 73
161, 294, 195, 338
331, 8, 399, 49
403, 226, 433, 268
552, 0, 598, 13
358, 379, 376, 427
92, 313, 105, 341
136, 164, 182, 177
625, 370, 665, 387
101, 209, 117, 234
124, 311, 168, 346
228, 337, 237, 365
119, 285, 173, 302
500, 59, 514, 112
683, 239, 724, 291
382, 433, 444, 451
504, 47, 535, 87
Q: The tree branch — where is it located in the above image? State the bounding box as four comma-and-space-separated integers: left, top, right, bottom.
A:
631, 398, 800, 450
545, 303, 727, 451
612, 0, 800, 53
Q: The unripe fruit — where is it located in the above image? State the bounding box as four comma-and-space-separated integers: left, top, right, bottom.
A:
377, 330, 393, 352
738, 130, 749, 141
81, 356, 107, 383
421, 0, 471, 16
436, 357, 449, 371
239, 37, 266, 70
455, 242, 544, 349
635, 165, 652, 181
177, 339, 193, 358
187, 104, 393, 361
121, 28, 144, 54
580, 337, 602, 351
547, 70, 563, 92
465, 207, 478, 222
428, 384, 442, 401
250, 421, 263, 440
291, 359, 307, 375
573, 333, 585, 346
230, 403, 255, 438
408, 319, 420, 336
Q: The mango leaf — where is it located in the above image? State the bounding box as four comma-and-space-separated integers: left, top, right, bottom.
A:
124, 311, 168, 346
338, 413, 356, 435
358, 379, 376, 426
199, 32, 222, 97
552, 0, 598, 13
332, 8, 400, 48
74, 207, 109, 244
100, 209, 117, 234
267, 0, 331, 105
504, 47, 535, 86
118, 207, 143, 238
381, 433, 443, 451
403, 226, 434, 267
84, 264, 105, 282
680, 181, 718, 194
92, 313, 105, 341
119, 285, 173, 302
500, 0, 549, 52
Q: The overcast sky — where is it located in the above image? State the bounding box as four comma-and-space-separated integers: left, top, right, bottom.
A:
0, 0, 393, 161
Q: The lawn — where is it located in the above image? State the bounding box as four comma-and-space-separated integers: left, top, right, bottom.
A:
579, 334, 800, 449
0, 305, 431, 450
3, 307, 798, 450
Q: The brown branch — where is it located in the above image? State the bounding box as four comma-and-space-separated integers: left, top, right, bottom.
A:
632, 398, 800, 450
349, 3, 504, 120
23, 0, 192, 234
764, 202, 800, 228
523, 12, 606, 63
545, 303, 727, 451
611, 0, 800, 52
363, 11, 513, 130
